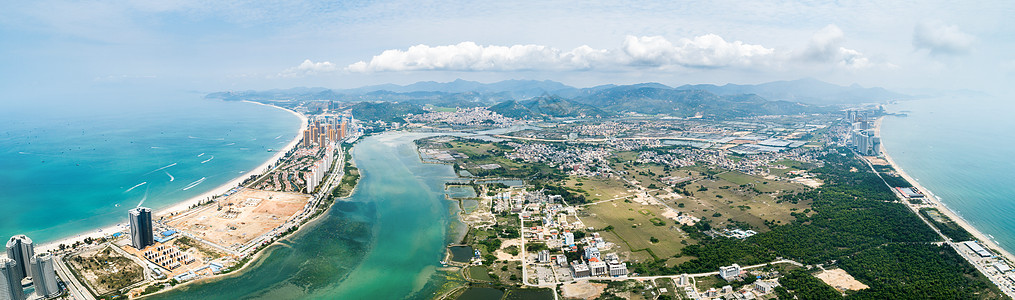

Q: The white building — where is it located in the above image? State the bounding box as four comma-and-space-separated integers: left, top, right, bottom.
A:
754, 280, 778, 294
719, 264, 741, 281
608, 262, 628, 277
589, 260, 608, 277
31, 252, 60, 298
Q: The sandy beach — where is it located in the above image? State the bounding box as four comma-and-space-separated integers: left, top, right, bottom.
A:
875, 116, 1015, 264
35, 102, 308, 254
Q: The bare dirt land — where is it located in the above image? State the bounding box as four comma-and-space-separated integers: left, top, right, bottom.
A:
815, 268, 869, 291
168, 189, 310, 251
66, 246, 144, 295
561, 281, 608, 299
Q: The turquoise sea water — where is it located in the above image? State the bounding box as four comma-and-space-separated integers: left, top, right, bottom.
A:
149, 132, 464, 299
0, 93, 301, 243
880, 96, 1015, 253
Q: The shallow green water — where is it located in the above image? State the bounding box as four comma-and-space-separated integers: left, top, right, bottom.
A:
150, 132, 463, 299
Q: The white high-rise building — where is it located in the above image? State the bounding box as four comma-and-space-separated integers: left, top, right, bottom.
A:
31, 252, 59, 298
0, 258, 25, 300
5, 235, 34, 282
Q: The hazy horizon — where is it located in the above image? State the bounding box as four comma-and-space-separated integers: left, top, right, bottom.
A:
2, 1, 1013, 100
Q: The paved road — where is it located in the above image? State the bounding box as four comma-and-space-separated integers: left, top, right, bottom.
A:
523, 258, 802, 288
54, 255, 96, 300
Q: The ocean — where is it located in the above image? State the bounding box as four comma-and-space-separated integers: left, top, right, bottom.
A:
880, 96, 1015, 254
0, 92, 302, 243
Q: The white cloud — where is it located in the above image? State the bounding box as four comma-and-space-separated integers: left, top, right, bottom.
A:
345, 35, 775, 73
797, 25, 872, 69
621, 35, 775, 68
291, 28, 881, 74
279, 59, 340, 77
913, 21, 975, 55
345, 42, 610, 72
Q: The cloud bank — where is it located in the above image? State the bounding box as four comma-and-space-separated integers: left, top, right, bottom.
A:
286, 27, 882, 75
913, 21, 975, 55
797, 25, 872, 69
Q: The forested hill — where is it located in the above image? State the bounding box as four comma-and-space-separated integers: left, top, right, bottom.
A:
206, 78, 908, 106
574, 87, 823, 118
488, 95, 611, 119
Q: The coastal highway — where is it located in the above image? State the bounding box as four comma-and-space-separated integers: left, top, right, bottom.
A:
54, 255, 96, 300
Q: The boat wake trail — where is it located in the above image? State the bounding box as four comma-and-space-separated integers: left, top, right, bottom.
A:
201, 156, 214, 164
144, 163, 177, 175
165, 171, 175, 182
137, 186, 149, 208
197, 153, 205, 157
125, 182, 147, 193
183, 177, 206, 191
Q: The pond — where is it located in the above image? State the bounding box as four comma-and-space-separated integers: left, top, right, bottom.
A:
449, 245, 475, 263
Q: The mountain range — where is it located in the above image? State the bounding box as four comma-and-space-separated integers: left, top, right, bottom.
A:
206, 78, 907, 121
208, 78, 908, 105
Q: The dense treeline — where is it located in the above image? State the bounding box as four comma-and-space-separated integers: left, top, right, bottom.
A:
919, 208, 975, 242
631, 150, 997, 298
840, 244, 1000, 299
777, 269, 843, 300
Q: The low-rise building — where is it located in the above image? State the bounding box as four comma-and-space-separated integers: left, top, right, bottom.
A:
572, 262, 590, 278
584, 247, 601, 260
589, 259, 608, 276
608, 262, 628, 277
754, 280, 778, 294
538, 250, 550, 263
719, 264, 741, 281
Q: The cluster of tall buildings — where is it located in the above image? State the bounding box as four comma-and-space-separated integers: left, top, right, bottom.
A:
846, 110, 880, 156
2, 235, 60, 300
301, 117, 349, 148
305, 143, 335, 193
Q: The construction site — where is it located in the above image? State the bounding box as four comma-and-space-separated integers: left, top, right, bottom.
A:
165, 188, 311, 253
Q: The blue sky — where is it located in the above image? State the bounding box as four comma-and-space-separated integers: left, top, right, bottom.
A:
1, 0, 1012, 96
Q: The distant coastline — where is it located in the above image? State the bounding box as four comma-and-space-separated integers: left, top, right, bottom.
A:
35, 101, 308, 255
875, 116, 1015, 264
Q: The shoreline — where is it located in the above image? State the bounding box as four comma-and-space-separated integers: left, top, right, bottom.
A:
142, 127, 362, 298
36, 101, 308, 254
875, 116, 1015, 264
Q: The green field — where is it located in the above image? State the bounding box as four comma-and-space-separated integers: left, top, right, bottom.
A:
467, 266, 495, 282
562, 177, 633, 202
423, 138, 561, 179
582, 198, 693, 262
679, 171, 810, 231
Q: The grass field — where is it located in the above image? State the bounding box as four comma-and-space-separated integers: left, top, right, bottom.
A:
467, 265, 495, 282
430, 139, 559, 179
562, 177, 633, 202
677, 171, 810, 231
581, 198, 693, 262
